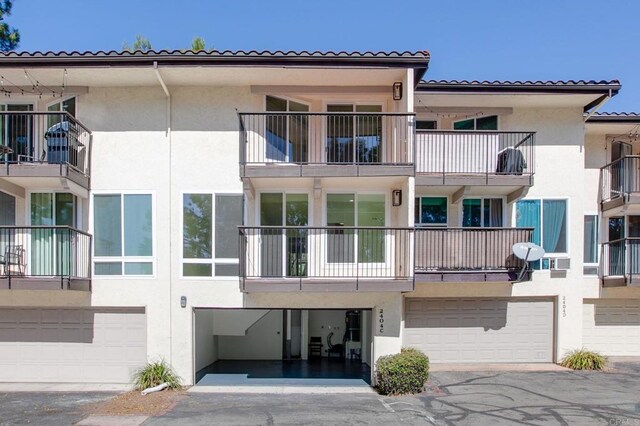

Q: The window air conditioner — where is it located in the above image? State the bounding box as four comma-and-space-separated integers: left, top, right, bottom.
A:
550, 258, 571, 270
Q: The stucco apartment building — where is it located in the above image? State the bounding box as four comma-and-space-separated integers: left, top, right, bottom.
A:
0, 49, 637, 386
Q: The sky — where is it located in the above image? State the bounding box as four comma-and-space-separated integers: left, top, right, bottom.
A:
9, 0, 640, 112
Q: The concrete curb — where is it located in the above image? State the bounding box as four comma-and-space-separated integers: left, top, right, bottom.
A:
189, 385, 376, 394
0, 383, 130, 392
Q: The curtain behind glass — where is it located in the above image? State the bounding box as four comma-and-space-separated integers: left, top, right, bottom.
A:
516, 200, 541, 268
542, 200, 567, 253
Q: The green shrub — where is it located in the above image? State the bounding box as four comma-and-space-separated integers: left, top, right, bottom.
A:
376, 347, 429, 395
560, 349, 607, 371
132, 359, 182, 390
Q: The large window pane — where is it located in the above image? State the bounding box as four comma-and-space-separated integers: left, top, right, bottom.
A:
476, 115, 498, 130
484, 198, 503, 227
417, 197, 447, 226
0, 191, 15, 225
543, 200, 567, 253
453, 118, 474, 130
327, 104, 354, 163
124, 194, 152, 256
55, 193, 75, 226
358, 194, 385, 263
327, 193, 355, 263
260, 193, 283, 226
584, 215, 598, 264
462, 199, 482, 227
215, 194, 242, 259
183, 194, 212, 259
94, 194, 122, 256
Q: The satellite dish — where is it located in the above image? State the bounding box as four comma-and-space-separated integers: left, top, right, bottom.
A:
512, 242, 545, 262
512, 242, 545, 282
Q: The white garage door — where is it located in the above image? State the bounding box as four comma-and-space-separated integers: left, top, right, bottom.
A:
0, 308, 147, 383
583, 299, 640, 356
404, 298, 554, 363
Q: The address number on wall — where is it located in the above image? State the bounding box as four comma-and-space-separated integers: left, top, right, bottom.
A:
378, 308, 384, 334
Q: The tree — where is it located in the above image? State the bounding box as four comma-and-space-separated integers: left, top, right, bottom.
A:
123, 35, 152, 52
191, 36, 206, 52
0, 1, 19, 51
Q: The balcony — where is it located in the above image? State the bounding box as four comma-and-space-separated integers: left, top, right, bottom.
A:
0, 226, 91, 291
239, 226, 413, 292
0, 112, 92, 194
415, 131, 535, 191
238, 112, 415, 178
414, 227, 534, 282
600, 156, 640, 213
600, 238, 640, 287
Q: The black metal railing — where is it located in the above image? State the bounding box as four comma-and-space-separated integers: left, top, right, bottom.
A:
0, 226, 92, 288
239, 226, 413, 281
600, 237, 640, 280
414, 227, 534, 272
238, 112, 415, 167
600, 156, 640, 203
0, 112, 92, 175
415, 130, 535, 180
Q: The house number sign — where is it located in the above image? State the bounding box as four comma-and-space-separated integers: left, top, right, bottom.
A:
378, 308, 384, 334
562, 296, 567, 318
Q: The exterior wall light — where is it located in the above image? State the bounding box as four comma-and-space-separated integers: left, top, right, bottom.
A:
180, 296, 187, 308
392, 189, 402, 206
393, 82, 403, 100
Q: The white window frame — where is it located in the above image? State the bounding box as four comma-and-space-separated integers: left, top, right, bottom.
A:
264, 95, 311, 163
415, 195, 449, 227
459, 196, 506, 228
583, 211, 599, 275
90, 190, 157, 279
180, 191, 243, 280
46, 95, 78, 117
513, 197, 570, 270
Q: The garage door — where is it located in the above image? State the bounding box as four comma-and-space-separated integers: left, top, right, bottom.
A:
0, 308, 147, 383
404, 298, 554, 363
583, 299, 640, 356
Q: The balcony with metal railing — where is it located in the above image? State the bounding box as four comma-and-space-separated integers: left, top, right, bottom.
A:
415, 130, 535, 190
414, 227, 534, 282
0, 226, 92, 291
600, 156, 640, 213
238, 112, 415, 178
600, 237, 640, 287
239, 226, 414, 292
0, 112, 92, 192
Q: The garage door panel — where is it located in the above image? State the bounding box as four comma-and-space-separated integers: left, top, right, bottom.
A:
404, 298, 554, 363
0, 308, 146, 383
583, 299, 640, 356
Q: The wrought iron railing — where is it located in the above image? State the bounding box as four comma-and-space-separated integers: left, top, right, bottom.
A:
239, 226, 413, 281
414, 227, 534, 272
0, 112, 92, 175
0, 226, 92, 288
600, 156, 640, 203
600, 237, 640, 280
415, 130, 535, 181
238, 112, 415, 168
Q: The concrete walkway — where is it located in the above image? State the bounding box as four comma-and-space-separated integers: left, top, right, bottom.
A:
429, 362, 569, 372
0, 383, 131, 392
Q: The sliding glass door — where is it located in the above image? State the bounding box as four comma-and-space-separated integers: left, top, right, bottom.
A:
30, 192, 75, 276
326, 105, 382, 164
265, 96, 309, 163
260, 193, 308, 277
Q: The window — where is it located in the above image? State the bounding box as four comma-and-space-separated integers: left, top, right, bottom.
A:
94, 193, 153, 276
182, 193, 242, 277
515, 199, 568, 268
453, 115, 498, 130
416, 120, 437, 130
463, 198, 503, 227
583, 214, 599, 275
415, 197, 447, 226
326, 104, 383, 163
326, 193, 385, 263
265, 96, 309, 162
47, 96, 76, 117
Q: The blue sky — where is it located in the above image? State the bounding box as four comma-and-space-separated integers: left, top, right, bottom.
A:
10, 0, 640, 111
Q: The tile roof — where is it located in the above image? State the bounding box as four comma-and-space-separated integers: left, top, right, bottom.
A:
587, 112, 640, 123
0, 49, 430, 69
420, 79, 620, 86
417, 79, 621, 95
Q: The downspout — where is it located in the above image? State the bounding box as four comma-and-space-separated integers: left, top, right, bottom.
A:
584, 89, 613, 122
154, 61, 173, 364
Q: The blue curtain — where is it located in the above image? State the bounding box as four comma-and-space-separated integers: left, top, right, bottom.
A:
542, 200, 566, 253
516, 200, 541, 269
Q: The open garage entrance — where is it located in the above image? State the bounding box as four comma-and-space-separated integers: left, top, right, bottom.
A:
194, 308, 372, 386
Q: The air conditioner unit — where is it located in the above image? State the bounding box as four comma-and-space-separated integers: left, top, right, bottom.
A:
550, 258, 571, 270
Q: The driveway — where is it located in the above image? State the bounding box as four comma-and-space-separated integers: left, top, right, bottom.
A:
148, 364, 640, 425
2, 362, 640, 425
